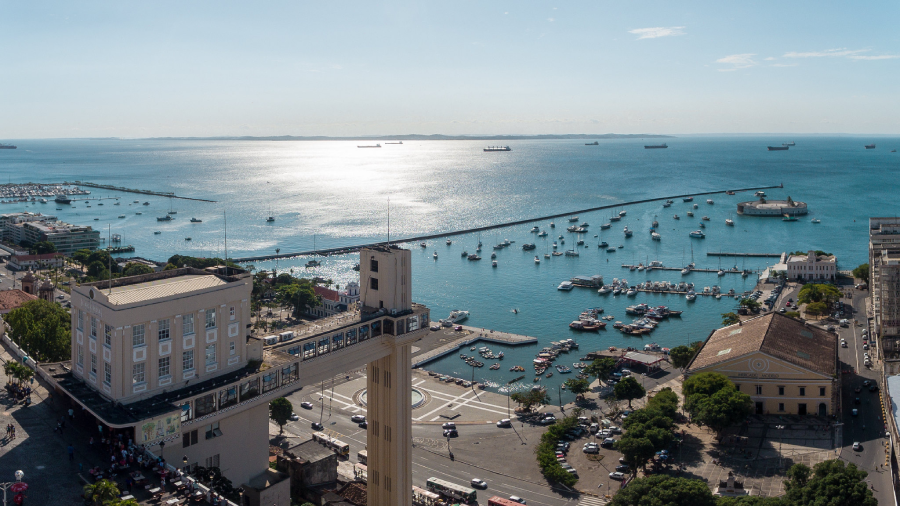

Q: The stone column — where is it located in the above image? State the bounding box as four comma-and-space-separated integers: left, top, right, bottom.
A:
366, 343, 412, 506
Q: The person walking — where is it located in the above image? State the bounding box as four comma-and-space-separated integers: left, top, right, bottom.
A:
67, 443, 75, 461
68, 408, 74, 420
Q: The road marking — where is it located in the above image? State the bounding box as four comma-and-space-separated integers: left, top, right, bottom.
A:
413, 389, 479, 421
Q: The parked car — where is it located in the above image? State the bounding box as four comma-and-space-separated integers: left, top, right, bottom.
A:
497, 418, 511, 427
358, 421, 368, 429
589, 423, 600, 433
853, 442, 862, 451
852, 409, 859, 416
616, 464, 630, 472
608, 426, 622, 434
509, 496, 526, 504
601, 438, 616, 447
609, 472, 626, 480
582, 446, 599, 454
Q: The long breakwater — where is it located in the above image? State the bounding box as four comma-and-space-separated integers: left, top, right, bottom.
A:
232, 184, 782, 263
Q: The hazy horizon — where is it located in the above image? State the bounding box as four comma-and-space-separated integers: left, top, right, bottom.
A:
2, 1, 898, 138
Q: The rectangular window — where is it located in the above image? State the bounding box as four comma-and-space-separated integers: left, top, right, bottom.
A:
90, 317, 98, 338
181, 402, 193, 423
77, 310, 84, 331
104, 362, 111, 384
262, 371, 279, 393
132, 363, 145, 384
183, 350, 194, 371
778, 403, 785, 412
240, 378, 259, 401
205, 454, 220, 468
229, 306, 235, 319
219, 386, 238, 409
183, 314, 195, 336
90, 354, 97, 374
734, 384, 740, 392
799, 387, 806, 396
159, 357, 170, 378
205, 344, 216, 365
229, 341, 235, 356
206, 422, 222, 440
76, 344, 84, 366
205, 308, 216, 329
370, 259, 378, 272
195, 393, 216, 417
182, 429, 199, 448
158, 319, 170, 341
778, 386, 785, 396
282, 363, 298, 383
132, 324, 145, 347
104, 324, 113, 346
370, 278, 379, 290
820, 387, 826, 396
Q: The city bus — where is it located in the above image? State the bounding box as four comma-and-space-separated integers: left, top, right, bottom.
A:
425, 477, 477, 504
311, 431, 350, 456
412, 486, 441, 506
357, 449, 367, 465
488, 497, 525, 506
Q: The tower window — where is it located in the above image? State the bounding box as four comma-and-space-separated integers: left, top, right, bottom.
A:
370, 258, 379, 272
370, 278, 379, 290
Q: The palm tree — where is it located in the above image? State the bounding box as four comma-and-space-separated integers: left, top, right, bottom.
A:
83, 479, 120, 505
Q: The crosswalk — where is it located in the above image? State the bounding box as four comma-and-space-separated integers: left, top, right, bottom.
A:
578, 496, 609, 506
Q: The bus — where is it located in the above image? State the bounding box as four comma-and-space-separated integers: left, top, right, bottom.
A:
488, 497, 525, 506
311, 431, 350, 456
357, 449, 367, 465
412, 486, 441, 506
425, 477, 477, 504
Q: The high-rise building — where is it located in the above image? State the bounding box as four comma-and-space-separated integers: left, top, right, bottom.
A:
869, 218, 900, 361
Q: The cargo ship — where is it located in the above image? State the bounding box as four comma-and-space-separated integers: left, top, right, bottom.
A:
767, 146, 789, 151
484, 146, 511, 152
0, 144, 16, 149
865, 144, 876, 149
357, 143, 381, 148
644, 143, 667, 149
585, 141, 599, 145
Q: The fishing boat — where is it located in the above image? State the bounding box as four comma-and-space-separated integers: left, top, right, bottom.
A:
673, 214, 680, 220
556, 365, 572, 374
702, 216, 710, 221
492, 260, 497, 267
568, 216, 579, 222
651, 232, 661, 241
461, 251, 469, 257
530, 226, 540, 233
683, 197, 693, 202
190, 217, 202, 223
662, 202, 671, 208
538, 230, 548, 237
687, 211, 694, 217
706, 199, 714, 204
598, 241, 609, 248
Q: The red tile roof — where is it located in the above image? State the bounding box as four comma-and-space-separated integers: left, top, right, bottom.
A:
11, 253, 63, 262
314, 286, 341, 302
0, 289, 38, 313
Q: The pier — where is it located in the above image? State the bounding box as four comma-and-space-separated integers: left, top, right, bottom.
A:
706, 252, 781, 258
412, 325, 537, 368
232, 184, 782, 263
620, 264, 754, 275
65, 181, 217, 203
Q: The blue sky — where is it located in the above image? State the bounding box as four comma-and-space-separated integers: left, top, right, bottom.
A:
2, 1, 898, 137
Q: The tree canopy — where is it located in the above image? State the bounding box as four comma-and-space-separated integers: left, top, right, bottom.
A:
535, 415, 579, 487
564, 378, 590, 397
722, 312, 741, 326
805, 301, 828, 316
669, 341, 703, 370
852, 263, 869, 284
646, 387, 679, 419
798, 283, 842, 304
683, 372, 751, 435
614, 376, 646, 408
269, 397, 293, 434
4, 299, 72, 362
32, 241, 57, 254
167, 254, 239, 270
584, 356, 617, 385
740, 298, 761, 310
122, 262, 155, 277
783, 460, 876, 506
511, 389, 550, 411
276, 280, 321, 318
609, 475, 717, 506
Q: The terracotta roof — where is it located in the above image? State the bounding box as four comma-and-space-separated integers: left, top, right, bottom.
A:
11, 253, 63, 262
337, 482, 367, 506
688, 313, 836, 377
0, 289, 38, 312
314, 286, 341, 302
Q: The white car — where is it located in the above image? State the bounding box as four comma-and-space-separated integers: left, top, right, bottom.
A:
442, 422, 457, 430
609, 471, 626, 480
497, 419, 511, 427
289, 413, 299, 421
300, 402, 313, 409
351, 415, 366, 423
608, 426, 622, 434
470, 478, 487, 489
509, 496, 526, 504
852, 442, 862, 451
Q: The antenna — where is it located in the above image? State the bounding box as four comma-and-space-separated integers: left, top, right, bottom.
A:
387, 197, 390, 246
223, 211, 228, 276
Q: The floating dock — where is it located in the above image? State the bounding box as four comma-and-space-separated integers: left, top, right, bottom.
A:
412, 325, 537, 367
706, 252, 781, 258
233, 184, 782, 263
620, 265, 753, 275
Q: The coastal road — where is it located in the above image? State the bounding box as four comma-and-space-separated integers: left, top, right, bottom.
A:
280, 388, 582, 506
835, 288, 893, 505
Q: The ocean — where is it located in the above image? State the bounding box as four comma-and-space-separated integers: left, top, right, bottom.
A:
2, 136, 897, 401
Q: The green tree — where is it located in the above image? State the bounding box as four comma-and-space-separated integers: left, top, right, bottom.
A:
646, 387, 679, 418
609, 475, 717, 506
72, 249, 91, 271
613, 376, 646, 408
669, 345, 698, 370
852, 263, 870, 284
584, 357, 617, 385
798, 283, 842, 304
615, 436, 656, 471
783, 460, 876, 506
805, 301, 828, 316
740, 298, 761, 311
687, 387, 752, 436
683, 372, 733, 398
721, 312, 741, 326
511, 389, 550, 412
4, 299, 72, 362
122, 262, 155, 277
277, 281, 321, 318
717, 496, 785, 506
87, 260, 111, 280
83, 479, 121, 506
163, 263, 179, 270
32, 241, 57, 254
564, 378, 590, 399
269, 397, 293, 434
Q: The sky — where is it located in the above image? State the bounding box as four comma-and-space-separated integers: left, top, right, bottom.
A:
2, 1, 899, 138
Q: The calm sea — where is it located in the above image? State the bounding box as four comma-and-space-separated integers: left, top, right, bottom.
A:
2, 137, 897, 401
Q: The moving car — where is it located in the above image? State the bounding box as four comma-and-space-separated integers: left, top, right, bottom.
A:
311, 422, 324, 430
509, 496, 526, 504
442, 422, 457, 430
470, 478, 487, 489
289, 413, 299, 421
300, 402, 313, 409
853, 442, 862, 451
443, 429, 458, 438
358, 421, 368, 429
497, 419, 511, 428
351, 415, 366, 423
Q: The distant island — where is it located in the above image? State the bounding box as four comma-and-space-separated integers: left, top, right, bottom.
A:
140, 133, 674, 141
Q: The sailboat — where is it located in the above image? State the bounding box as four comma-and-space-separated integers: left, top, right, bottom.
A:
305, 235, 321, 267
167, 198, 177, 215
266, 204, 275, 222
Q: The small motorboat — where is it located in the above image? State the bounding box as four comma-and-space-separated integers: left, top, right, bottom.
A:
534, 256, 540, 264
433, 251, 438, 259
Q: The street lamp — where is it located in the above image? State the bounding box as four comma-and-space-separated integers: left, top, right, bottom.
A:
0, 470, 25, 506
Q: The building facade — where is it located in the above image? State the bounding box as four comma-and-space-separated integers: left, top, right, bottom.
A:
310, 282, 360, 318
686, 313, 838, 417
869, 218, 900, 360
8, 253, 65, 271
21, 220, 100, 254
0, 212, 57, 244
785, 250, 836, 281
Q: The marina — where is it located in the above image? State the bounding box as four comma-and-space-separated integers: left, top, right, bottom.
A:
411, 325, 538, 368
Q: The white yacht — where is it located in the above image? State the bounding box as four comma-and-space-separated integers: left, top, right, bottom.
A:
811, 218, 821, 224
707, 199, 714, 204
557, 281, 574, 291
725, 218, 734, 226
492, 260, 498, 267
686, 291, 697, 301
651, 232, 661, 241
531, 226, 540, 233
689, 230, 705, 238
598, 285, 612, 295
534, 256, 540, 264
626, 288, 637, 296
441, 310, 470, 325
623, 226, 633, 237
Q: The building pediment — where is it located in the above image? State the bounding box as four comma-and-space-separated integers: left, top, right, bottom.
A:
691, 351, 832, 381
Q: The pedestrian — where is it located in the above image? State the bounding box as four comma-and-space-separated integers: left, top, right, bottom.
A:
68, 443, 75, 461
68, 408, 74, 420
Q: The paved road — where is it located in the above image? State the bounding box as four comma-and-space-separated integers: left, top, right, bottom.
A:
833, 288, 893, 505
280, 384, 584, 506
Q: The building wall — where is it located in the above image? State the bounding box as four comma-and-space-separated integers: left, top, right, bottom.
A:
688, 351, 835, 416
359, 247, 411, 313
70, 274, 252, 403
175, 403, 270, 488
786, 250, 836, 280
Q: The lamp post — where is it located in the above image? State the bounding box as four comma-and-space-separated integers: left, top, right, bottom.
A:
158, 440, 166, 462
0, 470, 25, 506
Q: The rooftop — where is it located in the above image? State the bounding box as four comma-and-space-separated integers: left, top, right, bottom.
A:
288, 439, 336, 464
0, 289, 38, 312
688, 313, 836, 377
314, 285, 342, 302
739, 200, 807, 210
80, 267, 245, 306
